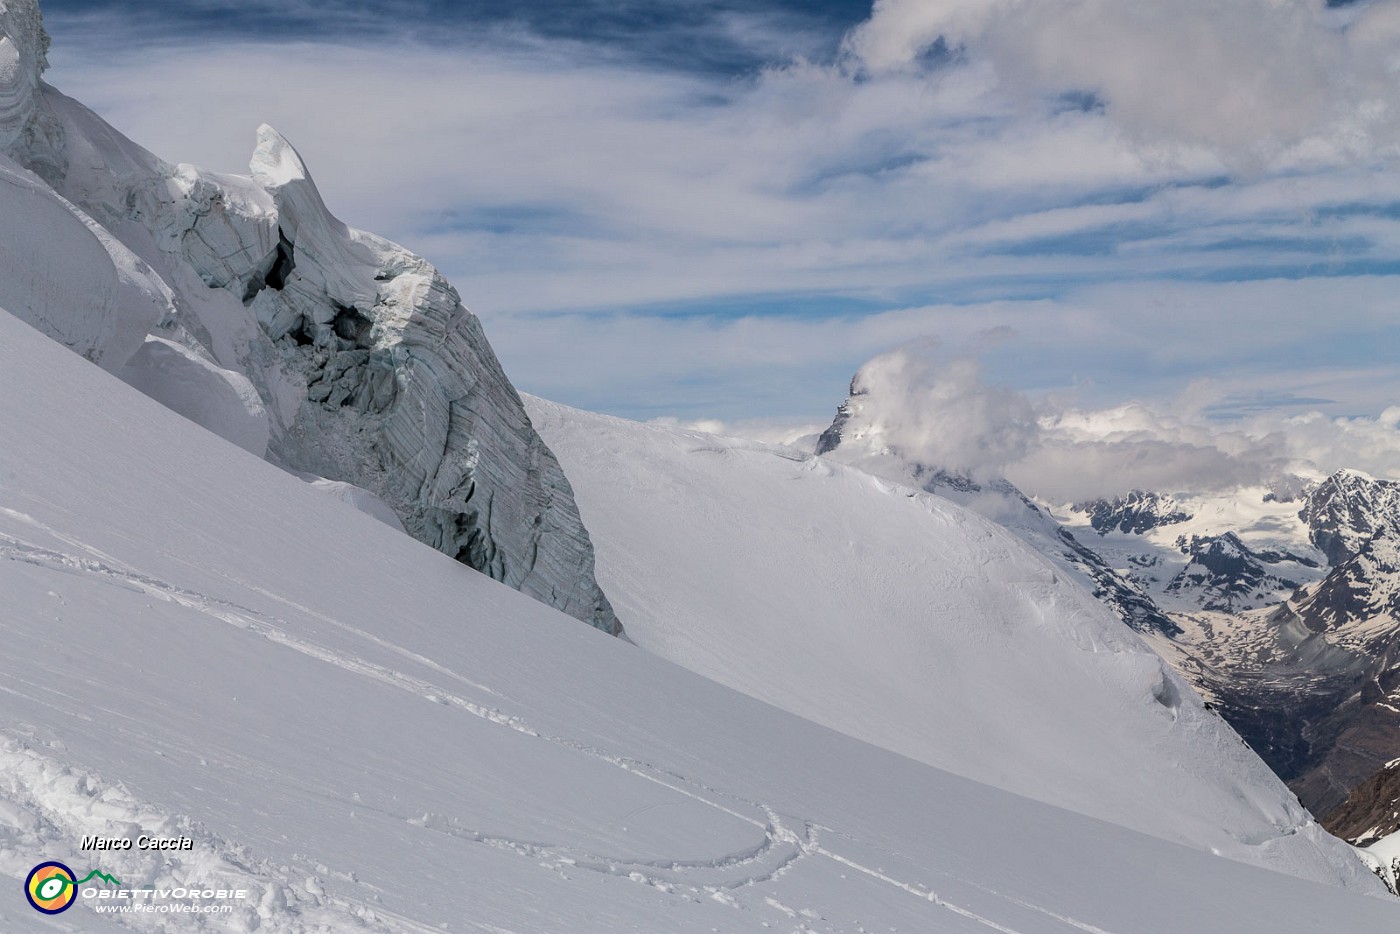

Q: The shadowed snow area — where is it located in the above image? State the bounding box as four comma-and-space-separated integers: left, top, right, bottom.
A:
3, 306, 1398, 929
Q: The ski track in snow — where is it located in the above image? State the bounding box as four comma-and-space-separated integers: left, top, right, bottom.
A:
0, 518, 1109, 933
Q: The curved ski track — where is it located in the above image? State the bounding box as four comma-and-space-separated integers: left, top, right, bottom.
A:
0, 515, 1115, 933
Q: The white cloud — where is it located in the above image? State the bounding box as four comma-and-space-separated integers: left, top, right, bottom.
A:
811, 340, 1400, 502
846, 0, 1400, 163
32, 4, 1400, 435
837, 345, 1040, 474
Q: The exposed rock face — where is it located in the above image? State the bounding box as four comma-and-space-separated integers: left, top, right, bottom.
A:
815, 374, 1181, 638
1325, 759, 1400, 845
1164, 532, 1303, 613
1300, 469, 1400, 566
0, 4, 620, 634
1080, 490, 1193, 535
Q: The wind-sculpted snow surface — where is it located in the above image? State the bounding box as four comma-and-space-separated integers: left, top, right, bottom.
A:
3, 306, 1399, 931
526, 396, 1385, 890
0, 1, 618, 633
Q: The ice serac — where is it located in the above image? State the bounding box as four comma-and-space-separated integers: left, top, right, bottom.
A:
0, 6, 172, 376
0, 155, 170, 371
0, 0, 618, 634
0, 0, 41, 150
222, 126, 619, 634
120, 336, 270, 457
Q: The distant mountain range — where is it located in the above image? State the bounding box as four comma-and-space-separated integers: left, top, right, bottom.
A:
818, 375, 1400, 851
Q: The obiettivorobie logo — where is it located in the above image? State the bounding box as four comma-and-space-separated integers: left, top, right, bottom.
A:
24, 861, 122, 915
24, 857, 249, 917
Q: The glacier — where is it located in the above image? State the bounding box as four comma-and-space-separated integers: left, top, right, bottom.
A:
0, 0, 618, 635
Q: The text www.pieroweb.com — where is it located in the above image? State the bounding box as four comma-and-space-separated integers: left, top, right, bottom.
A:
90, 902, 234, 915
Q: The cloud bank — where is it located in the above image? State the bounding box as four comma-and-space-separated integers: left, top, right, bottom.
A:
847, 0, 1400, 162
818, 342, 1400, 502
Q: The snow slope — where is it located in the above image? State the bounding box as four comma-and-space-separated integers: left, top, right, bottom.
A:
4, 308, 1399, 929
525, 396, 1381, 890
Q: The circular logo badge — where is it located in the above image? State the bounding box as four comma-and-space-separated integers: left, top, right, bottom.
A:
25, 862, 77, 914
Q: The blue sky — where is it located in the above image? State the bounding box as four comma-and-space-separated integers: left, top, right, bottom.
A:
34, 0, 1400, 493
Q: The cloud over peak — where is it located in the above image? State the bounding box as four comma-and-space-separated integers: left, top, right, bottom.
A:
822, 341, 1400, 502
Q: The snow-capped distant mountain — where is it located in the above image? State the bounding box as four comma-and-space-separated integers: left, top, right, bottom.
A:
817, 375, 1183, 638
1079, 490, 1194, 535
1163, 532, 1307, 612
0, 0, 618, 634
1059, 484, 1329, 614
1067, 472, 1400, 817
1301, 469, 1400, 566
814, 359, 1400, 825
528, 396, 1382, 886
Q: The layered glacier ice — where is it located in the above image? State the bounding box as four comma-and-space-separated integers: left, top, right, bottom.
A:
0, 0, 42, 151
0, 0, 619, 634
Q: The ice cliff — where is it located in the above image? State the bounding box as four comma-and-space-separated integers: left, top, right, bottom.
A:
0, 0, 620, 634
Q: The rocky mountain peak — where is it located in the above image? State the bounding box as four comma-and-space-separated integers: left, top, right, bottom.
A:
1326, 758, 1400, 846
1292, 527, 1400, 636
1163, 532, 1302, 612
1076, 490, 1193, 535
1300, 469, 1400, 566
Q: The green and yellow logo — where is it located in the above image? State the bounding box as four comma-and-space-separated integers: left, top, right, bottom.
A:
24, 861, 122, 915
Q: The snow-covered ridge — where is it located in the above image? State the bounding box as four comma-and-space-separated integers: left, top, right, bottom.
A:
0, 2, 619, 633
527, 395, 1383, 889
809, 358, 1400, 840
